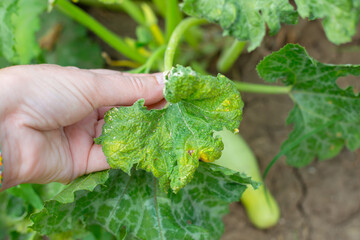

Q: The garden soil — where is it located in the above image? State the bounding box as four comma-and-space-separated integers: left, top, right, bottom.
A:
88, 8, 360, 240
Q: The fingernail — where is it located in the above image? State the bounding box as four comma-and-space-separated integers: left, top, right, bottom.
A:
154, 73, 165, 85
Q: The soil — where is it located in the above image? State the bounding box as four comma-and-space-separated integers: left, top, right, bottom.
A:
87, 7, 360, 240
223, 21, 360, 240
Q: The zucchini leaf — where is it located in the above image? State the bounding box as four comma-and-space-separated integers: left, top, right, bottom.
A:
182, 0, 360, 50
52, 171, 109, 204
31, 163, 258, 240
95, 65, 243, 193
295, 0, 360, 45
181, 0, 298, 51
257, 44, 360, 167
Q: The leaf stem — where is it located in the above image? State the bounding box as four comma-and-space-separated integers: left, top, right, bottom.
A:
120, 0, 146, 25
235, 82, 291, 94
129, 45, 166, 73
55, 0, 147, 64
164, 18, 207, 71
165, 0, 182, 42
217, 40, 247, 73
263, 119, 338, 180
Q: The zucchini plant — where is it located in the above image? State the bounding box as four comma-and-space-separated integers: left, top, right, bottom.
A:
1, 0, 360, 239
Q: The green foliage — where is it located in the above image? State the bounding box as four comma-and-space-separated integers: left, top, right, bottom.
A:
181, 0, 360, 50
52, 171, 109, 204
32, 164, 258, 239
95, 65, 243, 193
1, 0, 360, 239
0, 0, 47, 64
257, 44, 360, 167
181, 0, 298, 51
0, 1, 103, 68
7, 184, 44, 210
38, 9, 104, 68
295, 0, 360, 44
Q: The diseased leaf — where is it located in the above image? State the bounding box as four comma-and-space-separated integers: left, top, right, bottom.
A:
257, 43, 360, 167
52, 171, 109, 204
31, 163, 258, 240
295, 0, 360, 45
181, 0, 298, 51
95, 65, 243, 193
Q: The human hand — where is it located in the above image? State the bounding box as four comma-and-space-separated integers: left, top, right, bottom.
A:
0, 64, 165, 190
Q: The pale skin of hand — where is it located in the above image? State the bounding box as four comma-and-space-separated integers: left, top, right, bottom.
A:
0, 64, 165, 190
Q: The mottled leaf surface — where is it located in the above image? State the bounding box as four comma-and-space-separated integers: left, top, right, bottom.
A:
257, 44, 360, 166
31, 163, 258, 240
295, 0, 360, 44
52, 171, 109, 204
181, 0, 298, 51
96, 65, 243, 193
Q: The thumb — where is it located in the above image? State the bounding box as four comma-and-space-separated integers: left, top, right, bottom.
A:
89, 69, 165, 107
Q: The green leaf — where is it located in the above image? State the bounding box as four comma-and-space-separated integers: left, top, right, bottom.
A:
295, 0, 360, 45
181, 0, 298, 51
38, 9, 104, 68
31, 163, 257, 240
52, 171, 109, 204
0, 0, 48, 64
7, 184, 44, 210
95, 65, 243, 193
0, 0, 17, 61
257, 44, 360, 167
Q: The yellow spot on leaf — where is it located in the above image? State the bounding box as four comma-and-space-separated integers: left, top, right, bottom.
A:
199, 152, 213, 162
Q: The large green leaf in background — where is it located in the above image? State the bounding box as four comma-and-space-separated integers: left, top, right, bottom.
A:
257, 44, 360, 167
0, 0, 47, 64
295, 0, 360, 45
181, 0, 298, 51
32, 163, 258, 240
182, 0, 360, 50
95, 65, 243, 193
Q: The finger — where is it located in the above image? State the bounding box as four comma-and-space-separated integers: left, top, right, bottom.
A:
95, 119, 105, 138
89, 69, 162, 77
147, 99, 168, 110
96, 98, 166, 120
91, 71, 165, 107
97, 106, 117, 120
87, 144, 110, 174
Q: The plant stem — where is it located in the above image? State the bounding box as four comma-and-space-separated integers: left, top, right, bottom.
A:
141, 3, 165, 45
144, 45, 166, 73
120, 0, 146, 25
217, 40, 247, 73
164, 18, 207, 71
165, 0, 183, 42
78, 0, 145, 25
55, 0, 147, 64
129, 45, 166, 73
152, 0, 166, 17
235, 82, 291, 94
